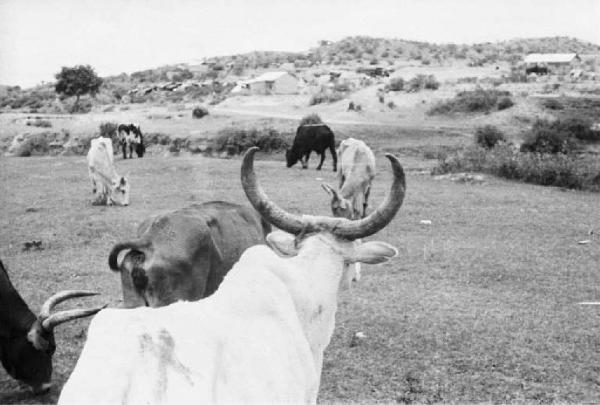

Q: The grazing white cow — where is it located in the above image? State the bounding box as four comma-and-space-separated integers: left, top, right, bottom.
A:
322, 138, 376, 220
87, 137, 130, 206
58, 147, 405, 405
322, 138, 376, 282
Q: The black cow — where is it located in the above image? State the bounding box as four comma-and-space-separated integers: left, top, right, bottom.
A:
117, 123, 145, 159
107, 201, 271, 308
0, 259, 103, 394
286, 124, 337, 171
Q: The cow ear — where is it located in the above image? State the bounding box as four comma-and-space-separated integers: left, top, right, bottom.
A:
26, 321, 49, 351
346, 241, 398, 264
266, 231, 299, 257
321, 183, 340, 201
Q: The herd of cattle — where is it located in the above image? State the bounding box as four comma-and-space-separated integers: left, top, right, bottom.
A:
1, 122, 405, 403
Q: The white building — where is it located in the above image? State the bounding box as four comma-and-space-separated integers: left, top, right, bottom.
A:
523, 53, 581, 74
232, 71, 300, 95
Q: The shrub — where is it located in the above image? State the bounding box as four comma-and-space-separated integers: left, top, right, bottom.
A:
520, 119, 595, 154
475, 125, 506, 149
555, 117, 600, 142
387, 77, 405, 91
299, 113, 323, 126
10, 133, 50, 156
497, 97, 514, 110
309, 89, 345, 105
433, 144, 600, 191
99, 122, 118, 138
192, 106, 209, 119
407, 74, 440, 92
26, 119, 52, 128
213, 127, 290, 155
521, 122, 575, 154
428, 88, 512, 115
542, 98, 564, 110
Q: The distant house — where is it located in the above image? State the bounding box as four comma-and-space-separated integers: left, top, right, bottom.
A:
232, 71, 299, 95
523, 53, 581, 75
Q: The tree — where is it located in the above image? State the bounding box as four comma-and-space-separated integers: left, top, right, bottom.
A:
54, 65, 103, 112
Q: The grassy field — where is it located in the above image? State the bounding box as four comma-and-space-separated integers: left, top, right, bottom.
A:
1, 145, 599, 403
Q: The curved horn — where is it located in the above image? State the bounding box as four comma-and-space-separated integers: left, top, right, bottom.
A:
241, 147, 309, 235
40, 290, 99, 319
328, 153, 405, 239
108, 239, 150, 271
42, 305, 107, 331
241, 147, 405, 240
40, 290, 105, 331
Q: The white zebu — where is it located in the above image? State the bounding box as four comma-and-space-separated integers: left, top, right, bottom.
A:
58, 147, 405, 405
322, 138, 377, 282
322, 137, 376, 220
87, 137, 130, 206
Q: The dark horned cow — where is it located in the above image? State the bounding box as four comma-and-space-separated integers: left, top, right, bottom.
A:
107, 201, 271, 308
286, 124, 337, 171
0, 259, 103, 394
117, 123, 145, 159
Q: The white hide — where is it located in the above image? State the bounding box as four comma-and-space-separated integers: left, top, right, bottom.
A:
335, 138, 376, 219
87, 137, 129, 206
58, 232, 397, 405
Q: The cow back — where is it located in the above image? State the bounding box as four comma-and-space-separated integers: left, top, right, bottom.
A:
87, 137, 116, 181
293, 125, 335, 154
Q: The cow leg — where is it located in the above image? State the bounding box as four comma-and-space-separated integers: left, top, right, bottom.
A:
88, 168, 96, 194
329, 144, 338, 172
129, 143, 133, 159
302, 152, 310, 169
121, 142, 127, 159
316, 152, 326, 170
363, 187, 371, 218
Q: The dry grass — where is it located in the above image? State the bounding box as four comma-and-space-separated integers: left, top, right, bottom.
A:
1, 149, 599, 403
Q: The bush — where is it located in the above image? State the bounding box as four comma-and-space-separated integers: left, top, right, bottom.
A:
542, 98, 564, 110
213, 127, 290, 155
497, 97, 514, 110
475, 125, 506, 149
387, 77, 405, 91
520, 119, 596, 154
433, 144, 600, 191
99, 122, 118, 138
428, 88, 512, 115
521, 122, 576, 154
9, 133, 50, 156
406, 74, 440, 92
309, 89, 345, 105
26, 119, 52, 128
192, 106, 209, 119
556, 117, 600, 142
299, 113, 323, 126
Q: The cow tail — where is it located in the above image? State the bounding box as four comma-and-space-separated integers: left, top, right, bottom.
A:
108, 238, 151, 271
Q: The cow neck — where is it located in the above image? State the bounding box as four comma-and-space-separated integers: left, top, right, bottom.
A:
279, 235, 345, 381
0, 268, 36, 333
92, 166, 119, 185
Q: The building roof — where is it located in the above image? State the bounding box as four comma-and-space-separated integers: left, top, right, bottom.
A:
247, 71, 294, 83
524, 53, 579, 64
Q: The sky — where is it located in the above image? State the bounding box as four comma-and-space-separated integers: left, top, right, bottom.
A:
0, 0, 599, 87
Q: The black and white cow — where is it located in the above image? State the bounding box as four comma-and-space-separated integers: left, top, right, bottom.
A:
117, 124, 145, 159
